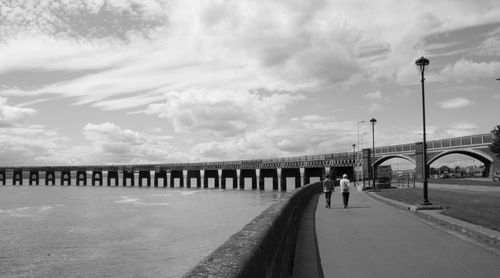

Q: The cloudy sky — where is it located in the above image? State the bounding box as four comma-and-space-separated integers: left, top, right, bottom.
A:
0, 0, 499, 166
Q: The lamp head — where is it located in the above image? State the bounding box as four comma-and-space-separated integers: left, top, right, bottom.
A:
369, 118, 377, 124
415, 56, 430, 73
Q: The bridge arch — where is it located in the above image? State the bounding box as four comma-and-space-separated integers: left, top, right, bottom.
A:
373, 154, 416, 168
427, 149, 493, 177
427, 149, 493, 166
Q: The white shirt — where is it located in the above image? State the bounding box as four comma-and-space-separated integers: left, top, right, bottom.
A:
340, 178, 350, 192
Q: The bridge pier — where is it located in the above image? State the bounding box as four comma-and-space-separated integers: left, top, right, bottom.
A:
29, 170, 39, 185
45, 171, 55, 185
92, 171, 103, 186
107, 170, 119, 186
76, 171, 87, 186
139, 170, 151, 187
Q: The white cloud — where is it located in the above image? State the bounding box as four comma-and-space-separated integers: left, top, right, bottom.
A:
445, 122, 477, 137
439, 97, 472, 109
440, 59, 500, 80
477, 36, 500, 56
364, 90, 382, 100
80, 122, 177, 164
0, 97, 37, 127
145, 89, 304, 137
0, 0, 165, 40
0, 125, 69, 166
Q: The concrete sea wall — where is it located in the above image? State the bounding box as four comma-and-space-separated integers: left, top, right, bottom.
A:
183, 181, 323, 278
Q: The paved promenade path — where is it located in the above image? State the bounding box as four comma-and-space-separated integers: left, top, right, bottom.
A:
299, 189, 500, 278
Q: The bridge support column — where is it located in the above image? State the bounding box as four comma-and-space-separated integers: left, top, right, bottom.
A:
45, 171, 55, 185
217, 169, 222, 189
13, 170, 23, 185
139, 170, 151, 187
362, 149, 372, 187
92, 171, 103, 186
237, 169, 241, 189
200, 170, 205, 188
182, 170, 187, 188
277, 168, 282, 191
123, 170, 135, 186
300, 167, 305, 188
29, 171, 39, 185
490, 159, 500, 180
107, 171, 119, 186
76, 171, 87, 186
0, 169, 5, 185
154, 170, 167, 187
61, 171, 71, 186
256, 169, 261, 190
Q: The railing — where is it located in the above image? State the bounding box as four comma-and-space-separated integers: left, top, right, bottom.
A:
374, 133, 492, 155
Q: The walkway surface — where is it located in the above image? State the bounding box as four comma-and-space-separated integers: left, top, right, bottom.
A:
293, 187, 500, 278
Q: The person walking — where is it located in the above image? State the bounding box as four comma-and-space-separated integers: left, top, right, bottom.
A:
323, 174, 334, 208
340, 174, 350, 208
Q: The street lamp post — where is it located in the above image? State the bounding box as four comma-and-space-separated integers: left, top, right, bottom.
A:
416, 56, 431, 205
352, 144, 356, 188
370, 118, 377, 191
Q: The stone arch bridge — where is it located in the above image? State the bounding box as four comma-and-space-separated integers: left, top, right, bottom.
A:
364, 133, 497, 181
0, 133, 498, 189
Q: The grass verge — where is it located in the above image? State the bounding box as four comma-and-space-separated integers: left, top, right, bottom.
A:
376, 188, 500, 232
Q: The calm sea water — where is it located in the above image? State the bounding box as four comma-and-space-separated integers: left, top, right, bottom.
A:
0, 184, 284, 277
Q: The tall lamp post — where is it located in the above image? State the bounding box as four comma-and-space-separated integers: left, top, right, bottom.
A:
369, 118, 377, 191
416, 56, 431, 205
352, 144, 356, 188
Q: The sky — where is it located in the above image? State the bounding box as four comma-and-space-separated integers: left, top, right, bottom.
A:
0, 0, 499, 167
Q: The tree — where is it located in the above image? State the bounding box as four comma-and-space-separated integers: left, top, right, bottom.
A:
490, 125, 500, 159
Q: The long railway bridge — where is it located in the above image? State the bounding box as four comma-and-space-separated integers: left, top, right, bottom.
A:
0, 133, 498, 189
